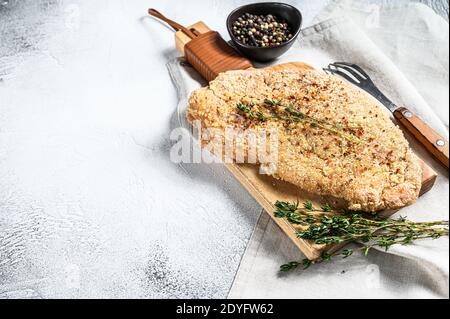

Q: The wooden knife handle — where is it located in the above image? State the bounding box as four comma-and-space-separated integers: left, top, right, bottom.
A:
394, 107, 449, 169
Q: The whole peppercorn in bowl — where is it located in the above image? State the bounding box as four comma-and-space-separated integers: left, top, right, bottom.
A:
226, 2, 302, 62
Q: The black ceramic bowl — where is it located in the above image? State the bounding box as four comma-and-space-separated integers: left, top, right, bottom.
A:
226, 2, 302, 62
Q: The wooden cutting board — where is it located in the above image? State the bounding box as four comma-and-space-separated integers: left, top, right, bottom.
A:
175, 22, 438, 260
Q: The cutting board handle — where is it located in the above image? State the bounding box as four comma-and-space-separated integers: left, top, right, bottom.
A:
148, 8, 198, 39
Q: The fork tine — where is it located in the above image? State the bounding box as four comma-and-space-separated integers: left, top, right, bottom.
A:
329, 63, 367, 84
323, 67, 361, 86
332, 62, 371, 80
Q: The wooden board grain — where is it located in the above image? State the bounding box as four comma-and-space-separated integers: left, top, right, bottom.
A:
176, 23, 438, 260
175, 21, 212, 54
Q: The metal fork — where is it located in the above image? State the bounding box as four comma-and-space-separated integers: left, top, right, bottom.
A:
324, 62, 449, 169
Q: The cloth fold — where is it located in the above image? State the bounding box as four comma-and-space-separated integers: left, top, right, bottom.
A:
167, 0, 449, 299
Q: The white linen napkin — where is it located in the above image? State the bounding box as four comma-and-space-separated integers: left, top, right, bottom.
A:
167, 0, 449, 299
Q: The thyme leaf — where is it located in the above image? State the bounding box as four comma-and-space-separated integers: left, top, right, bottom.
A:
280, 261, 300, 272
264, 99, 282, 107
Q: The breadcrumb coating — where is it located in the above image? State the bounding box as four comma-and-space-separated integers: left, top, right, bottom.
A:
187, 69, 422, 212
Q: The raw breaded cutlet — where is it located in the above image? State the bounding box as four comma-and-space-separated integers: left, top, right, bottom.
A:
187, 69, 422, 212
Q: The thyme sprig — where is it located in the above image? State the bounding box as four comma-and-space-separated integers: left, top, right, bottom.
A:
274, 201, 449, 272
236, 101, 361, 143
237, 103, 267, 122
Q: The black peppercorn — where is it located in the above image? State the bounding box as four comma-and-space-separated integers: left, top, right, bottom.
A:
231, 13, 293, 47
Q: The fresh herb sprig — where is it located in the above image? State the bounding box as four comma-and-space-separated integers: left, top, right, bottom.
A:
237, 103, 267, 121
237, 101, 361, 143
274, 200, 449, 272
264, 99, 282, 107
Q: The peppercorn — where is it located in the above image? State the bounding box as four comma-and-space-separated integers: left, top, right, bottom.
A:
231, 13, 293, 47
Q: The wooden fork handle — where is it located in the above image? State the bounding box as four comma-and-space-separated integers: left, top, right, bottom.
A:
394, 107, 449, 169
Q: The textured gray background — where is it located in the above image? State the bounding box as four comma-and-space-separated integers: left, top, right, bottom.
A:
0, 0, 448, 299
0, 0, 328, 299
